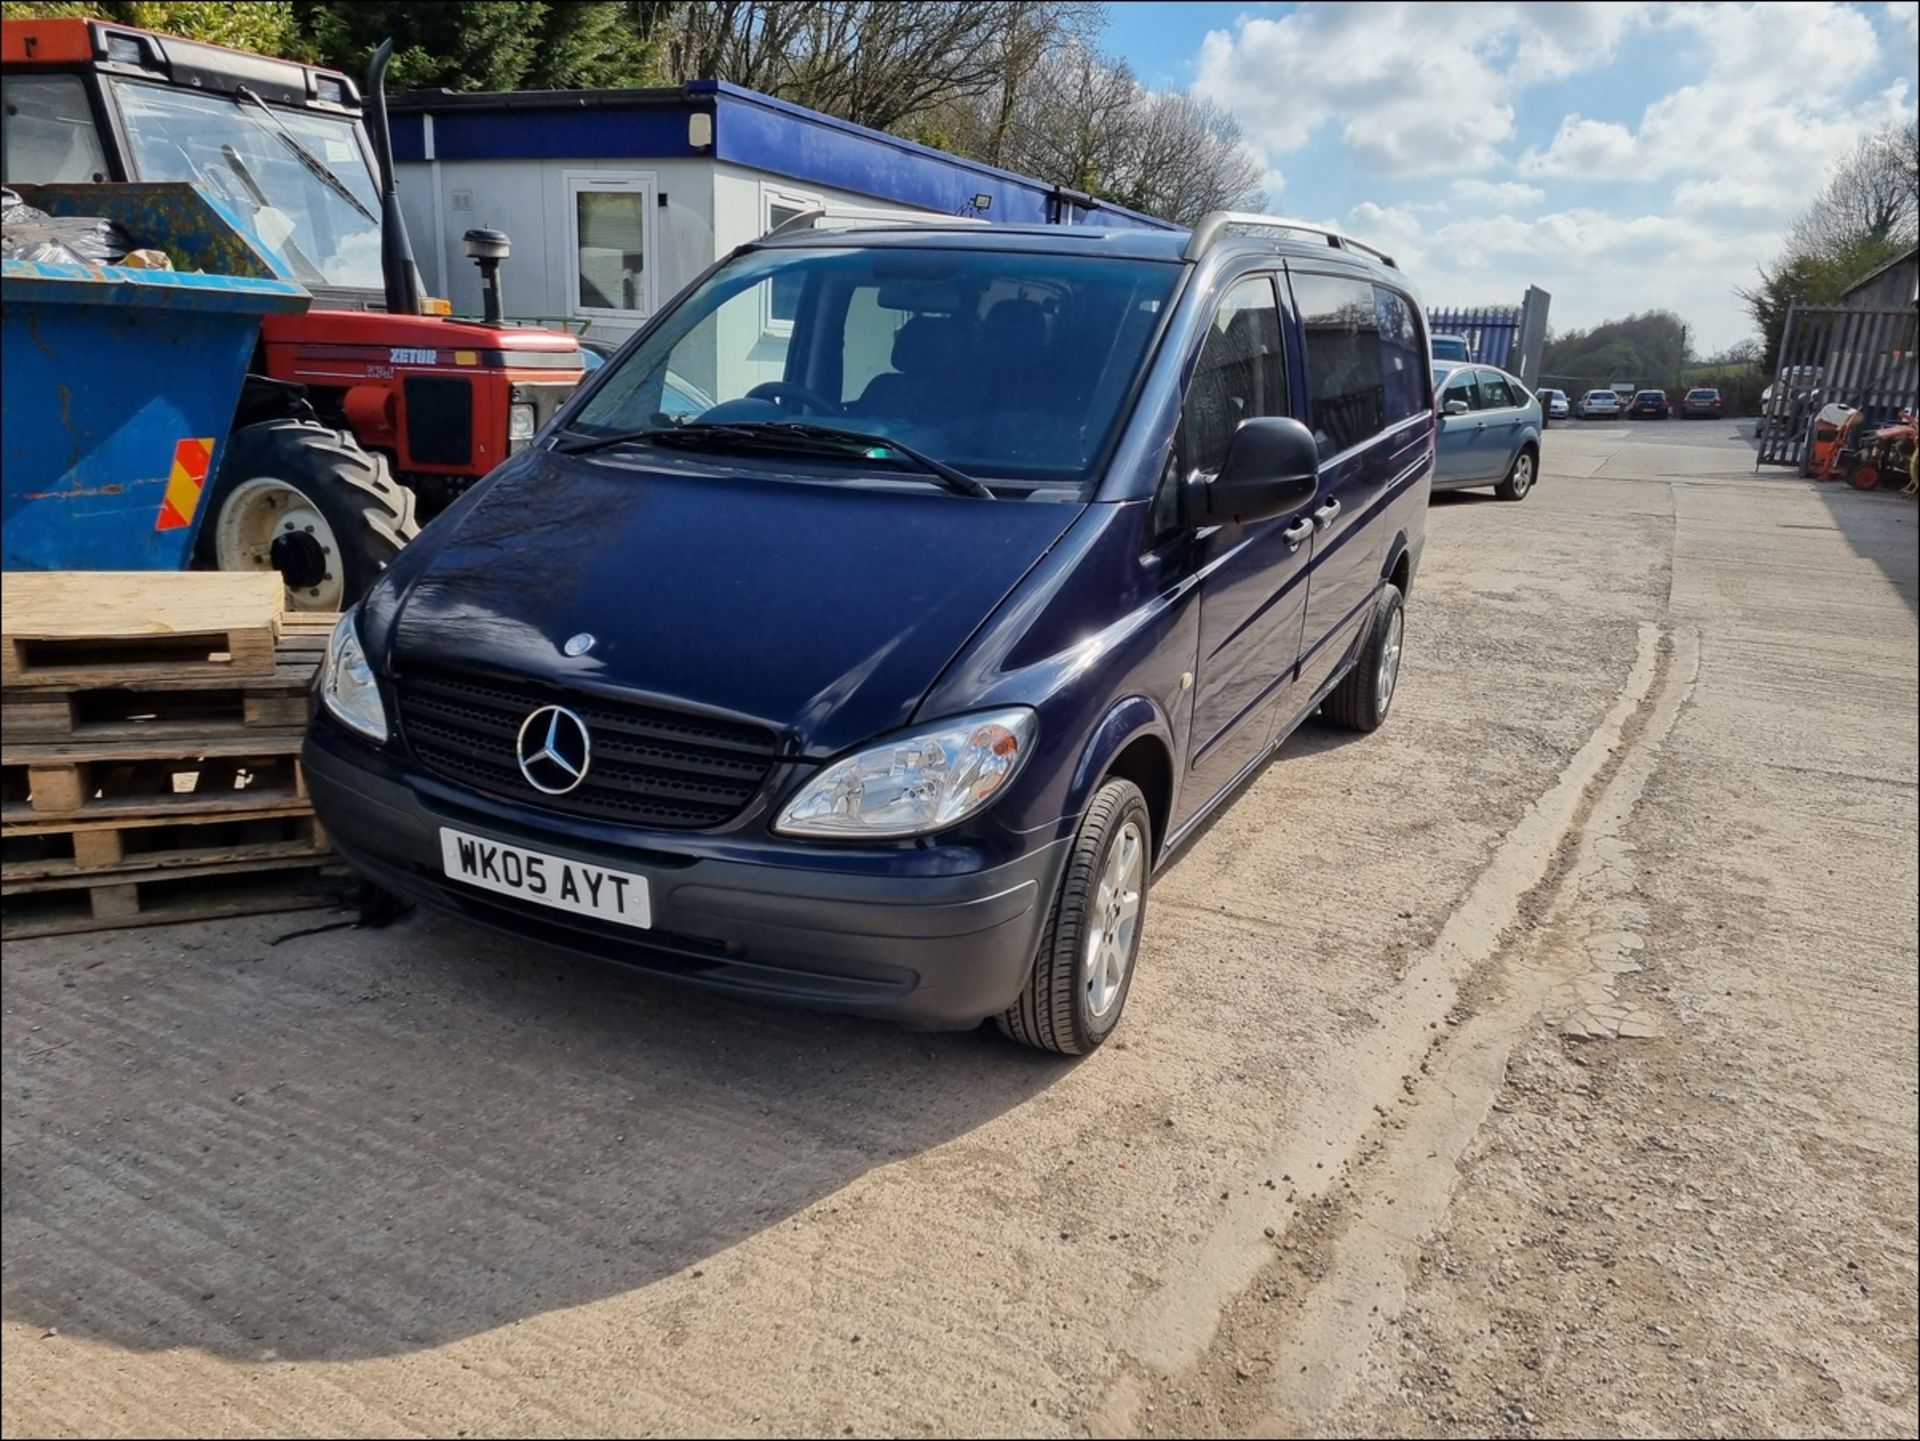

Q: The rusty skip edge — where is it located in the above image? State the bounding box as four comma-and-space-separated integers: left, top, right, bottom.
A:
1, 258, 310, 315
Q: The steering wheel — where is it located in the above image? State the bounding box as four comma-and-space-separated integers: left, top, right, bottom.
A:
745, 381, 839, 416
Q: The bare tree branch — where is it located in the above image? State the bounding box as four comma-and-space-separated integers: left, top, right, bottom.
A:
650, 2, 1266, 224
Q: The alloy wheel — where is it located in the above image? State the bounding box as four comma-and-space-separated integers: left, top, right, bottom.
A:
1085, 819, 1144, 1020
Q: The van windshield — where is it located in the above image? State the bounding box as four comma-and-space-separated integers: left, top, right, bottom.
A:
571, 245, 1179, 485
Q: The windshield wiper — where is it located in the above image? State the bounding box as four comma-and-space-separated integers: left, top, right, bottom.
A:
233, 86, 378, 226
554, 421, 993, 498
554, 422, 759, 455
218, 143, 327, 283
739, 421, 992, 497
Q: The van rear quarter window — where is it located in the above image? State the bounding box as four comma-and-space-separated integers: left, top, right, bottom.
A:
1291, 271, 1387, 456
1373, 287, 1429, 425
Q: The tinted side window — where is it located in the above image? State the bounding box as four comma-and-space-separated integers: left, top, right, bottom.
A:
1374, 287, 1428, 425
1478, 370, 1515, 408
1292, 272, 1386, 457
1184, 276, 1286, 476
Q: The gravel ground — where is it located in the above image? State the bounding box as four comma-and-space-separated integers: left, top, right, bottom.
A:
4, 421, 1915, 1438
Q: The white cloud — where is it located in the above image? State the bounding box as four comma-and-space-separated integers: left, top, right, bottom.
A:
1519, 2, 1913, 216
1187, 0, 1916, 351
1362, 201, 1796, 351
1193, 2, 1645, 178
1892, 1, 1920, 47
1451, 179, 1547, 208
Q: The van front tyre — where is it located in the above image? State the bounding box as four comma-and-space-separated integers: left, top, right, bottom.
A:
998, 779, 1151, 1055
197, 422, 418, 613
1322, 583, 1404, 733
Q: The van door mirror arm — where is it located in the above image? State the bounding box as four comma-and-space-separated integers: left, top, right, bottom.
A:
1190, 416, 1323, 526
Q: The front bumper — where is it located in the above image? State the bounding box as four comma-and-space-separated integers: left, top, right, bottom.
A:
303, 724, 1068, 1028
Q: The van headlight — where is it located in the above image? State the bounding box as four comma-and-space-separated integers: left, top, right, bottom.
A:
320, 610, 388, 743
775, 708, 1037, 839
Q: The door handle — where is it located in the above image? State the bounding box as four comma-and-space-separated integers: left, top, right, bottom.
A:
1281, 517, 1313, 549
1312, 497, 1341, 531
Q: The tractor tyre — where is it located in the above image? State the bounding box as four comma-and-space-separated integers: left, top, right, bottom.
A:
196, 421, 419, 613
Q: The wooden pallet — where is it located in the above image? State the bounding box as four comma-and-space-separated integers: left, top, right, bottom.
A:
1, 572, 283, 688
2, 806, 328, 882
1, 734, 307, 821
1, 855, 348, 940
1, 615, 335, 744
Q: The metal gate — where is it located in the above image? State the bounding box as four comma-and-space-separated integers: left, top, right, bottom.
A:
1428, 306, 1520, 369
1756, 302, 1919, 468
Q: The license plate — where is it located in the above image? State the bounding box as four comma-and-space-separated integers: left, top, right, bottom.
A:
439, 827, 651, 929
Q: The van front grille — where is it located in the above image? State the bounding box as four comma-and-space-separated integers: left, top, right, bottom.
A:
396, 667, 779, 828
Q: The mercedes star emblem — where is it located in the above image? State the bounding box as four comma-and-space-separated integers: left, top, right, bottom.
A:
563, 632, 596, 657
516, 704, 592, 795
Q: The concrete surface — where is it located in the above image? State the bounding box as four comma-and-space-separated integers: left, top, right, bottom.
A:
4, 421, 1915, 1438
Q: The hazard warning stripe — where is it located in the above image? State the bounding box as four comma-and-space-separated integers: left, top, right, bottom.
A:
155, 436, 216, 532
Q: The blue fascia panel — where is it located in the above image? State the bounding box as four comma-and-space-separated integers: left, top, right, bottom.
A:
703, 81, 1176, 231
393, 113, 427, 164
712, 90, 1046, 222
395, 105, 704, 165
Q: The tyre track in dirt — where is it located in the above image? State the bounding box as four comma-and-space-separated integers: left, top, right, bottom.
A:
1091, 619, 1691, 1435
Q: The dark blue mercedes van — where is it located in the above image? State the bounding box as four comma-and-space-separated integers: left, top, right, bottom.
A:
305, 213, 1433, 1053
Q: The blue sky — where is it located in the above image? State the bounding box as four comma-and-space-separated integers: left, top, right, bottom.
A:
1093, 1, 1920, 350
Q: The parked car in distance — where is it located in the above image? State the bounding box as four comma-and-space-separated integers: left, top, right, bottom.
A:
305, 218, 1434, 1055
1431, 333, 1473, 362
1680, 386, 1722, 419
1759, 372, 1823, 434
1629, 389, 1670, 419
1433, 363, 1543, 500
1580, 389, 1622, 419
1536, 387, 1569, 422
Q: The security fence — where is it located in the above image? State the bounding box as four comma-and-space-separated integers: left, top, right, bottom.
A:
1756, 303, 1919, 469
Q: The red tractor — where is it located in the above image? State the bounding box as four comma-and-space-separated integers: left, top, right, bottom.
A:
1, 17, 585, 609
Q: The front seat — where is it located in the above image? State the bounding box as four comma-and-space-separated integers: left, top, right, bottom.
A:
852, 315, 960, 426
972, 299, 1052, 413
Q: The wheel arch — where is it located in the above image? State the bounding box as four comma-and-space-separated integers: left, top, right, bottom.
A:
1064, 696, 1177, 862
1381, 531, 1416, 600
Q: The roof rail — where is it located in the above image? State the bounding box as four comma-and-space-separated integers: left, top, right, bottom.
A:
760, 204, 990, 241
1183, 211, 1397, 269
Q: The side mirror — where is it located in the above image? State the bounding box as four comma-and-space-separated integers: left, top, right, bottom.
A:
1444, 398, 1470, 416
1191, 416, 1320, 526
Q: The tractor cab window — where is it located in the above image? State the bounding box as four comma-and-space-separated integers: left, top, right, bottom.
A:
106, 79, 383, 292
2, 74, 109, 184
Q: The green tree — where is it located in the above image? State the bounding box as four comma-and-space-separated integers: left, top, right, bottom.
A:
1742, 115, 1919, 374
1542, 311, 1692, 392
526, 1, 657, 89
294, 1, 543, 91
290, 1, 655, 92
0, 0, 304, 56
1741, 233, 1911, 376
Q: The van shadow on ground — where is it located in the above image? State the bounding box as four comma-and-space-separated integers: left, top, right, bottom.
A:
1816, 481, 1918, 618
1, 910, 1069, 1363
